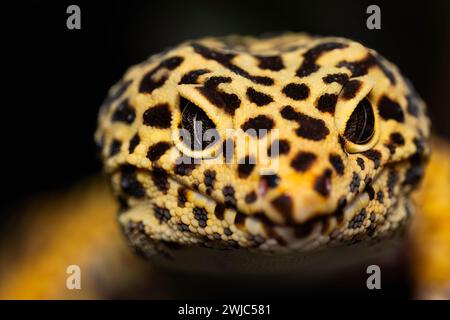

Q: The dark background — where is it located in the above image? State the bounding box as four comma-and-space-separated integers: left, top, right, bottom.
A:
0, 0, 449, 298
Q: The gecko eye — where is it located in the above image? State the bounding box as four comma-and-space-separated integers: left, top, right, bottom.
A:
344, 97, 375, 144
334, 76, 380, 153
179, 97, 218, 150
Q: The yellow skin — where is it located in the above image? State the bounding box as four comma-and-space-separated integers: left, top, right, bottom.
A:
97, 33, 429, 254
2, 34, 449, 299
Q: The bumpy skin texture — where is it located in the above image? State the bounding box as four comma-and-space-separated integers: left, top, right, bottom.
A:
96, 33, 430, 254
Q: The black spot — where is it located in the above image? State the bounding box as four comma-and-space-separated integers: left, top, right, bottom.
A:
147, 142, 171, 161
117, 196, 129, 211
204, 169, 216, 194
177, 188, 187, 207
128, 134, 140, 153
246, 87, 273, 106
238, 156, 255, 178
349, 172, 361, 193
222, 185, 237, 209
378, 96, 405, 123
139, 56, 184, 94
214, 203, 226, 220
154, 205, 171, 223
337, 53, 395, 85
297, 42, 348, 77
403, 153, 425, 187
241, 115, 274, 139
179, 69, 210, 84
143, 103, 172, 128
255, 55, 285, 71
191, 43, 274, 85
178, 223, 190, 232
224, 227, 232, 236
329, 154, 344, 176
271, 194, 294, 223
193, 207, 208, 228
261, 174, 280, 188
338, 135, 347, 154
385, 132, 405, 155
280, 105, 330, 141
245, 191, 257, 204
317, 93, 338, 114
120, 165, 146, 198
349, 209, 367, 229
197, 76, 241, 115
385, 143, 397, 155
414, 137, 426, 155
291, 151, 317, 172
364, 184, 375, 200
322, 73, 349, 85
109, 139, 122, 157
406, 95, 420, 117
390, 132, 405, 146
387, 169, 398, 198
112, 99, 136, 124
234, 212, 247, 226
356, 157, 365, 170
315, 169, 333, 197
282, 83, 310, 100
248, 234, 266, 247
174, 156, 197, 175
335, 197, 347, 223
151, 167, 169, 193
341, 80, 362, 100
376, 191, 384, 203
268, 139, 290, 157
362, 149, 382, 169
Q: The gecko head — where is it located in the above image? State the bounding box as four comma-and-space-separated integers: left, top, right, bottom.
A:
95, 34, 430, 259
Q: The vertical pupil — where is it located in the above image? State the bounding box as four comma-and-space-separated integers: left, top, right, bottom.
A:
344, 97, 375, 144
180, 97, 217, 150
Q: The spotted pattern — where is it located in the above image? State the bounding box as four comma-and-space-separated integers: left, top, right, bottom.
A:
241, 115, 274, 138
291, 151, 317, 172
112, 99, 136, 124
198, 76, 241, 115
280, 105, 329, 141
282, 83, 309, 100
246, 87, 273, 106
378, 96, 405, 123
139, 56, 184, 94
97, 33, 430, 255
143, 104, 172, 128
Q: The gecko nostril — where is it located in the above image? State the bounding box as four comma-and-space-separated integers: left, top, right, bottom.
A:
179, 97, 218, 151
